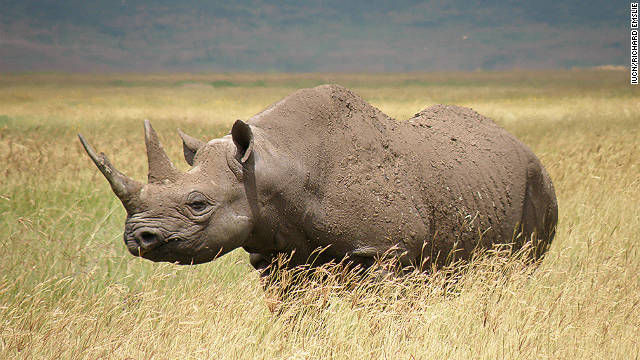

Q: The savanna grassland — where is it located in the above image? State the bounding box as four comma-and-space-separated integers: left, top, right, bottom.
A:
0, 70, 639, 359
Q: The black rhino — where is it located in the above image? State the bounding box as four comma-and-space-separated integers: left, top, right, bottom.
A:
79, 84, 558, 273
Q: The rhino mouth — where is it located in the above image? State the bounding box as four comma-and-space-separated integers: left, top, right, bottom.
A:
125, 235, 219, 265
125, 235, 198, 263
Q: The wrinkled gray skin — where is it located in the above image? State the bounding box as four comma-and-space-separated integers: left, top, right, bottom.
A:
79, 84, 558, 273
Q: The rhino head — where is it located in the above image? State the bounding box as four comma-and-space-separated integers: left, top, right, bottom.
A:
78, 120, 255, 264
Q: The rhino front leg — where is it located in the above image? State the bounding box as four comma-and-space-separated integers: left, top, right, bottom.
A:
249, 253, 273, 274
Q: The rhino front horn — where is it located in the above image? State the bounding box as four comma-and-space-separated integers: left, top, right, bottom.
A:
144, 120, 180, 183
77, 134, 142, 208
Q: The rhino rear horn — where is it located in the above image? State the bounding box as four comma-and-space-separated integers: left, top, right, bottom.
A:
178, 129, 205, 166
78, 134, 142, 209
144, 120, 180, 183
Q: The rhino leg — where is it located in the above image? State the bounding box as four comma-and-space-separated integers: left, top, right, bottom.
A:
249, 253, 273, 275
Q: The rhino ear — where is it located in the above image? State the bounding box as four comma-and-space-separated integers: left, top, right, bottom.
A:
231, 120, 253, 163
178, 129, 205, 166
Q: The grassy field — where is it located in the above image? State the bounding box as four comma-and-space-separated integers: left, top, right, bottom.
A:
1, 70, 639, 359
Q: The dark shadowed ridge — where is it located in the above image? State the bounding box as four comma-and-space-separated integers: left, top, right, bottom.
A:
0, 0, 626, 72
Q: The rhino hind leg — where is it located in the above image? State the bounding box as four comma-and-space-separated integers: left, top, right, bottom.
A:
519, 161, 559, 260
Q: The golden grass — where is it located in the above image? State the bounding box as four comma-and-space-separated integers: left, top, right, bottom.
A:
0, 70, 639, 359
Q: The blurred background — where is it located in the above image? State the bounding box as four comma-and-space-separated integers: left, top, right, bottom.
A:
0, 0, 627, 72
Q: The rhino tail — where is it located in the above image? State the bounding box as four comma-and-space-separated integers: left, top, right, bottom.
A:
520, 160, 558, 260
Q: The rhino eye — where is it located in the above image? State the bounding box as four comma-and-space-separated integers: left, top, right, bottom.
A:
188, 201, 208, 212
185, 192, 212, 215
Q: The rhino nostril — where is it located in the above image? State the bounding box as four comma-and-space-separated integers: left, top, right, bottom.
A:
135, 229, 163, 250
140, 231, 156, 243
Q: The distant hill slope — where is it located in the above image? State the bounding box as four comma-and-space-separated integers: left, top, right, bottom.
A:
0, 1, 627, 72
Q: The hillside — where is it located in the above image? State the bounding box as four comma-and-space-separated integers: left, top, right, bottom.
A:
0, 1, 627, 72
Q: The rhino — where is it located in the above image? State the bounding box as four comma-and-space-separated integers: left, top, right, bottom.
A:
78, 84, 557, 274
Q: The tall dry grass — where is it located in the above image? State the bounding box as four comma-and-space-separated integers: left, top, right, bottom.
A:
0, 70, 638, 359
